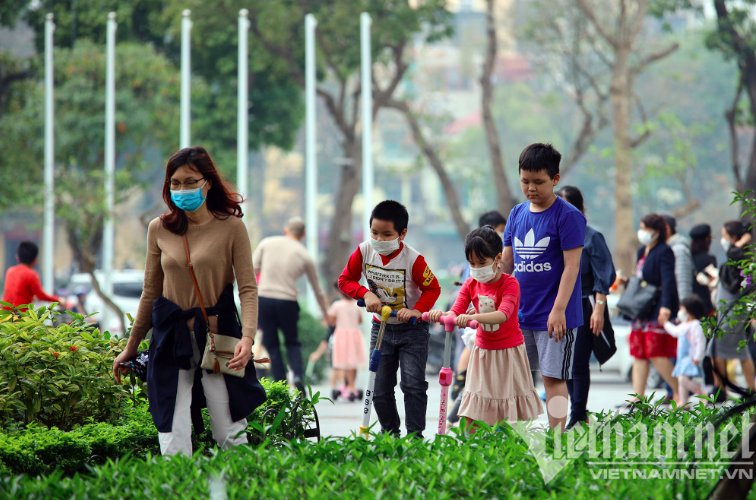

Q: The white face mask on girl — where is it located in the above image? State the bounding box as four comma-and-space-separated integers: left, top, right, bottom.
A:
678, 310, 690, 322
470, 260, 499, 284
721, 236, 732, 252
637, 229, 658, 246
368, 237, 401, 256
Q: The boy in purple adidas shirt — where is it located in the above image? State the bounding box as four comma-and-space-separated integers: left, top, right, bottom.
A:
502, 143, 586, 431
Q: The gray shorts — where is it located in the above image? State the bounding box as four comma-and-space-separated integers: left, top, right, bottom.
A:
522, 329, 577, 380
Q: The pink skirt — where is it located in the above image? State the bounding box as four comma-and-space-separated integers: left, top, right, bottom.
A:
332, 328, 366, 370
458, 343, 544, 425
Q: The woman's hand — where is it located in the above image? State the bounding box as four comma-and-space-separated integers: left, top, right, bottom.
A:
113, 344, 139, 384
590, 305, 605, 336
658, 307, 671, 325
428, 310, 445, 323
229, 337, 253, 371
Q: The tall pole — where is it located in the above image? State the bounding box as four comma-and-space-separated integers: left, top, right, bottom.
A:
103, 12, 117, 330
361, 13, 373, 237
43, 14, 55, 294
237, 9, 249, 221
180, 10, 192, 148
305, 13, 319, 317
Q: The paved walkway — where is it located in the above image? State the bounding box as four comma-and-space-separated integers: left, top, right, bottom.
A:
312, 368, 640, 438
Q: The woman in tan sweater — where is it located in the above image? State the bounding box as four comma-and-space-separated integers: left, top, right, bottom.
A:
113, 147, 265, 457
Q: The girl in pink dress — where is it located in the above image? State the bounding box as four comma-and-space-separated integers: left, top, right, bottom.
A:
328, 291, 366, 400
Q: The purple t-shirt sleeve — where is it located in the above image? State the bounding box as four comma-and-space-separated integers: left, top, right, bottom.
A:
558, 209, 587, 251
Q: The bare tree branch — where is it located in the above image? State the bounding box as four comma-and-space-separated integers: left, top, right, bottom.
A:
726, 76, 745, 189
480, 0, 516, 213
670, 176, 701, 218
629, 92, 652, 148
630, 43, 680, 75
386, 98, 469, 239
575, 0, 617, 48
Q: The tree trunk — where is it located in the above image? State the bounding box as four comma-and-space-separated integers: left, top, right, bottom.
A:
65, 222, 127, 336
739, 60, 756, 196
321, 138, 363, 289
481, 0, 516, 216
611, 47, 636, 277
387, 99, 470, 240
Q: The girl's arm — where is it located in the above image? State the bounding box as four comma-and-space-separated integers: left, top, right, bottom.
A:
690, 322, 706, 363
662, 321, 687, 338
473, 311, 507, 325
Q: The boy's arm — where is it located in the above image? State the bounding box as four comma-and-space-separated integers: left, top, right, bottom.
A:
29, 271, 58, 303
397, 256, 441, 322
337, 247, 369, 300
502, 246, 514, 275
548, 246, 582, 341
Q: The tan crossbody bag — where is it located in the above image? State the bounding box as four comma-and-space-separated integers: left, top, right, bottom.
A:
183, 235, 246, 378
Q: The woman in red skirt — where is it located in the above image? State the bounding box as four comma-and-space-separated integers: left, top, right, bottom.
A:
627, 213, 680, 403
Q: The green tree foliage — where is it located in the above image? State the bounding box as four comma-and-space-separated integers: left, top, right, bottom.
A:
0, 41, 180, 270
172, 0, 452, 283
11, 0, 304, 176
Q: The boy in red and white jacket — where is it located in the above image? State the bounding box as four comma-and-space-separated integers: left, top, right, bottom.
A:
339, 200, 440, 438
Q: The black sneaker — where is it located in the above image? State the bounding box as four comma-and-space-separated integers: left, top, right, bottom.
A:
331, 388, 340, 401
565, 417, 589, 431
293, 378, 305, 395
709, 387, 728, 403
447, 391, 463, 424
452, 370, 467, 400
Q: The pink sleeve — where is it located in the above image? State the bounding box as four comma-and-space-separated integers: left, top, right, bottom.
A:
450, 280, 472, 316
496, 277, 519, 321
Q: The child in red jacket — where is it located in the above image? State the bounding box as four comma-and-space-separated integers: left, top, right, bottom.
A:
338, 200, 440, 438
2, 241, 59, 311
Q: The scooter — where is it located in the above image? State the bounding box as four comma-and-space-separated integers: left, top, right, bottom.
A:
422, 312, 478, 435
356, 298, 417, 437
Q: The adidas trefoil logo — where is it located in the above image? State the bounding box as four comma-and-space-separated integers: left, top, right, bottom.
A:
514, 229, 550, 260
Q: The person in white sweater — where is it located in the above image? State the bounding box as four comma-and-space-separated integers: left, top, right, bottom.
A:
661, 213, 694, 303
662, 295, 707, 407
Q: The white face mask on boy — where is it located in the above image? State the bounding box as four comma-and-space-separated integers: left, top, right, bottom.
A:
369, 237, 401, 256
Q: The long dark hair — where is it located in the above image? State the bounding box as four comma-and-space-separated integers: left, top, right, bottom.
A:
641, 213, 668, 243
465, 226, 503, 261
556, 185, 585, 214
161, 147, 244, 235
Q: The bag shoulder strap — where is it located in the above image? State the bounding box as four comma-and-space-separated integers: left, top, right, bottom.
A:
183, 234, 209, 327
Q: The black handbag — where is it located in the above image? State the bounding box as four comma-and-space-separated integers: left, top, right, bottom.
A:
616, 276, 661, 320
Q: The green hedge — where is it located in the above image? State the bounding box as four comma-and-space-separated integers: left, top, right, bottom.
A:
0, 378, 319, 476
0, 304, 144, 430
0, 424, 724, 499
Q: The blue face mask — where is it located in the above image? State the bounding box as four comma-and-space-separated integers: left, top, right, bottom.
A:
171, 180, 208, 212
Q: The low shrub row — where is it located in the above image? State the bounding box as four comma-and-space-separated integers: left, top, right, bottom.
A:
0, 420, 730, 500
0, 377, 320, 476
